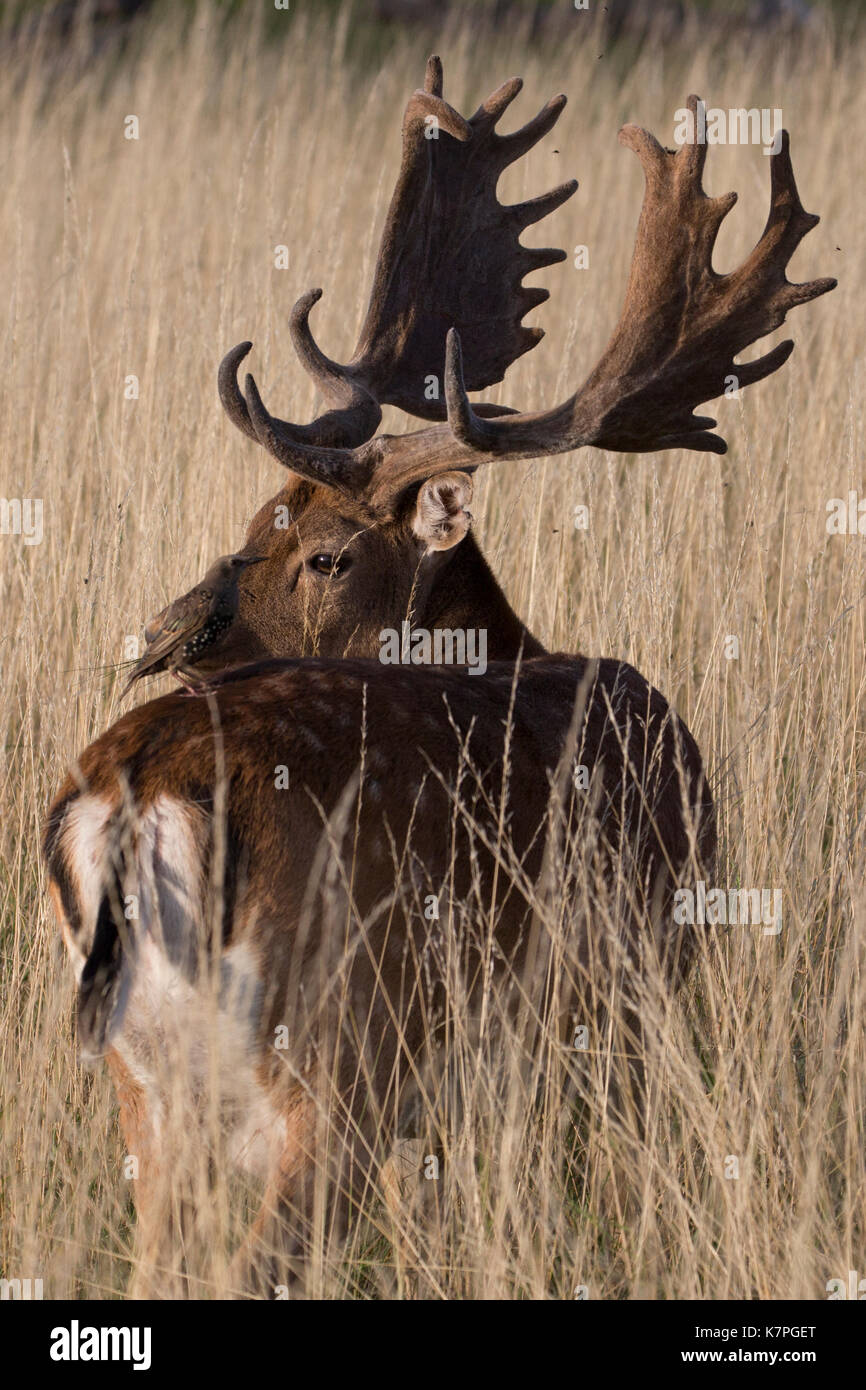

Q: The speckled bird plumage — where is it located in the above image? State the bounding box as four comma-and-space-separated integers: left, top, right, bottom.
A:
121, 554, 264, 697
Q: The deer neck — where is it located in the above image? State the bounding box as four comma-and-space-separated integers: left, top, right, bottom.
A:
416, 534, 547, 661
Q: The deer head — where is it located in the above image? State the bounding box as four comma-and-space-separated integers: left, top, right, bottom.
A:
146, 63, 834, 678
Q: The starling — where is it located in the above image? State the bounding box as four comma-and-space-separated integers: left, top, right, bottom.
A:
121, 553, 265, 697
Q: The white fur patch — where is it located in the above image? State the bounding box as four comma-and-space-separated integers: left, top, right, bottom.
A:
117, 800, 285, 1178
56, 790, 286, 1179
58, 794, 116, 981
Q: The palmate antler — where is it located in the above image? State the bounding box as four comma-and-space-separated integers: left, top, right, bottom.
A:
219, 55, 577, 468
223, 89, 835, 502
446, 94, 836, 458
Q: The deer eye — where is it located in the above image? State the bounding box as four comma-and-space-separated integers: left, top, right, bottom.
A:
308, 552, 350, 577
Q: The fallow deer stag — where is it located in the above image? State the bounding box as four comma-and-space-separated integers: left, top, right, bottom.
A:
44, 59, 834, 1297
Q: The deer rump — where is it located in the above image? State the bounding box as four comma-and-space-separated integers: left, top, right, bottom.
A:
45, 656, 714, 1162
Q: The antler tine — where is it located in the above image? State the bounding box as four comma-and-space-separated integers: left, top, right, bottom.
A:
509, 180, 578, 233
424, 53, 443, 97
443, 95, 836, 460
218, 341, 258, 443
241, 371, 378, 496
219, 292, 382, 456
288, 289, 358, 398
445, 328, 489, 449
443, 327, 556, 455
401, 86, 472, 144
469, 70, 568, 164
494, 92, 569, 170
476, 75, 524, 124
736, 126, 835, 310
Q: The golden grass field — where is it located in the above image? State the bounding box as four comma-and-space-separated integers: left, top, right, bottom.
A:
1, 0, 863, 1299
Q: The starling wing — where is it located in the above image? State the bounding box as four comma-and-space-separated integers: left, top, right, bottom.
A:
120, 601, 209, 697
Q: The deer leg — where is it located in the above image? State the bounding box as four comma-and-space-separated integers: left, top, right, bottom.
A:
229, 1086, 323, 1298
107, 1049, 213, 1298
230, 1077, 399, 1299
106, 1049, 174, 1299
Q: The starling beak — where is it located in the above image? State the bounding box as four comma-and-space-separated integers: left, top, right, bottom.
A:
121, 554, 265, 698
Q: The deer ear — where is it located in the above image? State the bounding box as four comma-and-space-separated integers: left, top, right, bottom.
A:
412, 472, 474, 552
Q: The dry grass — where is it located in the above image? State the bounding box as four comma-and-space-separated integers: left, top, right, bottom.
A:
1, 0, 864, 1299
